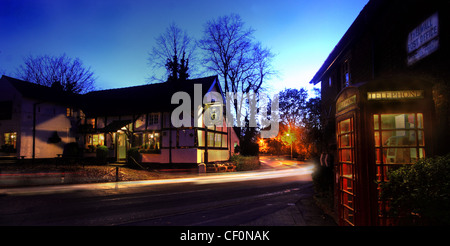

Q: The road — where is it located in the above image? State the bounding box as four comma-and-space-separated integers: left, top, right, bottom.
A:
0, 156, 318, 226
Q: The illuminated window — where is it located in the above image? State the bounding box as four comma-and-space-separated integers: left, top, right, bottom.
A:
66, 108, 72, 117
143, 132, 160, 151
197, 130, 205, 147
3, 132, 17, 149
197, 130, 227, 148
373, 113, 425, 225
337, 118, 355, 226
214, 133, 222, 147
87, 118, 95, 128
207, 132, 214, 147
88, 134, 105, 146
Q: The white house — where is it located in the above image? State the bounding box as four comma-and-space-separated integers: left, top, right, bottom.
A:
0, 75, 240, 165
0, 75, 79, 159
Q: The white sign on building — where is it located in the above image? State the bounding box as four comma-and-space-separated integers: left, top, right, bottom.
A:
407, 12, 439, 66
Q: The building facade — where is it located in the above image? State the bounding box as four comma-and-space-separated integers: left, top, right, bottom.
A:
0, 76, 79, 159
0, 75, 240, 165
310, 0, 450, 225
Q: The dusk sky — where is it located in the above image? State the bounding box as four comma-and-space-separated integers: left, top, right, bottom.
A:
0, 0, 369, 95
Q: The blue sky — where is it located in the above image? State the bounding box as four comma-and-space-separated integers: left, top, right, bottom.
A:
0, 0, 369, 95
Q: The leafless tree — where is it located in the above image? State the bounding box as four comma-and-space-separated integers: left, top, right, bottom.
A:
147, 23, 197, 82
199, 14, 277, 149
16, 53, 95, 94
199, 14, 276, 115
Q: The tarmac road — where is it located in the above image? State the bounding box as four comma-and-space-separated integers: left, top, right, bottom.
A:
0, 157, 335, 226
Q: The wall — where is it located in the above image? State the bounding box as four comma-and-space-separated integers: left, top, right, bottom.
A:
20, 98, 75, 158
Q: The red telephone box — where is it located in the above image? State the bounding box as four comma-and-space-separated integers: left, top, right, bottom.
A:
334, 76, 434, 226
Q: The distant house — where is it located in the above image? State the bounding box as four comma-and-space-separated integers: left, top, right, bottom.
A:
0, 75, 240, 164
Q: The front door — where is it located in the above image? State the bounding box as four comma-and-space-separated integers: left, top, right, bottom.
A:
117, 132, 127, 162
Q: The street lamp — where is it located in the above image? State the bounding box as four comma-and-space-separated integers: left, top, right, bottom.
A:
286, 133, 293, 160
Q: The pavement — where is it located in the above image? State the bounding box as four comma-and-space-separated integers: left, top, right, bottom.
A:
240, 183, 337, 226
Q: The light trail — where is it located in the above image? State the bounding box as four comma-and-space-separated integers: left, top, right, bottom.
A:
0, 165, 314, 196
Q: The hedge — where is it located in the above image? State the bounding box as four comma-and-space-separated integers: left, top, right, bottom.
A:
230, 155, 260, 171
380, 154, 450, 225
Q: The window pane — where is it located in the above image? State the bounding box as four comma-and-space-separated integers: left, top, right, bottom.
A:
3, 132, 17, 149
340, 134, 352, 147
374, 115, 379, 130
419, 148, 425, 159
93, 135, 99, 146
417, 113, 424, 129
381, 114, 415, 129
207, 132, 214, 147
342, 193, 354, 209
341, 163, 353, 177
383, 148, 418, 164
341, 177, 353, 192
145, 132, 160, 150
87, 118, 95, 128
198, 130, 205, 147
214, 133, 221, 147
340, 149, 353, 163
418, 130, 425, 146
339, 119, 352, 134
382, 131, 417, 147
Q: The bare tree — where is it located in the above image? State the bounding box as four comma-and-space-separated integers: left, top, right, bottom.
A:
199, 14, 276, 115
16, 53, 95, 94
200, 14, 276, 151
148, 23, 197, 82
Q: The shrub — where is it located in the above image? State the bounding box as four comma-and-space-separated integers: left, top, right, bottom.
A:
1, 144, 16, 153
96, 145, 109, 164
127, 147, 141, 164
63, 142, 80, 158
312, 162, 334, 207
380, 154, 450, 225
230, 155, 260, 171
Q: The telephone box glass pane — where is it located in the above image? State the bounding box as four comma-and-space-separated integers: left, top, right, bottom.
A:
339, 119, 352, 133
374, 113, 426, 225
380, 114, 415, 129
382, 131, 417, 147
340, 134, 352, 147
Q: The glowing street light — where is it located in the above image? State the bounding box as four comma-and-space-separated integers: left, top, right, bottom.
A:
286, 133, 293, 160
